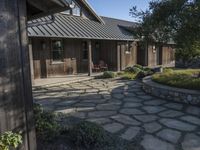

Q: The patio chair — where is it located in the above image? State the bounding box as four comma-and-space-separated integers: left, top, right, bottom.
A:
92, 62, 100, 72
99, 60, 108, 71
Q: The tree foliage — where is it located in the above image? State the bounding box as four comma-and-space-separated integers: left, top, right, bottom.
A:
130, 0, 200, 59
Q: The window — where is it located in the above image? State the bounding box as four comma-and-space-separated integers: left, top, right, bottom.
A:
82, 41, 88, 60
72, 2, 81, 16
51, 40, 64, 62
61, 0, 81, 16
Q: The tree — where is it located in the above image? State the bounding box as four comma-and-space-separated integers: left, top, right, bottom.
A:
130, 0, 200, 62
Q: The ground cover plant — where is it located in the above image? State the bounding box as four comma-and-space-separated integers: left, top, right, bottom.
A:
120, 64, 154, 80
34, 105, 139, 150
152, 69, 200, 90
0, 131, 22, 150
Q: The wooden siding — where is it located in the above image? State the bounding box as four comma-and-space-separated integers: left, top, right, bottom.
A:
162, 45, 175, 66
0, 0, 36, 150
148, 45, 157, 67
148, 44, 175, 67
119, 42, 137, 70
99, 40, 118, 71
31, 38, 121, 78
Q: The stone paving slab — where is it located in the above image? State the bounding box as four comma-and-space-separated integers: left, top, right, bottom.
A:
33, 78, 200, 150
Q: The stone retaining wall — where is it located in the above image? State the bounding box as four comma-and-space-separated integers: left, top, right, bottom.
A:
142, 76, 200, 105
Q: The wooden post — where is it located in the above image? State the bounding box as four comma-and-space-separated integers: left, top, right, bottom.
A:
0, 0, 36, 150
88, 40, 92, 76
29, 39, 35, 85
145, 42, 149, 66
117, 43, 121, 72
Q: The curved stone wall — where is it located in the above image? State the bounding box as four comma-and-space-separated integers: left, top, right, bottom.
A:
142, 76, 200, 105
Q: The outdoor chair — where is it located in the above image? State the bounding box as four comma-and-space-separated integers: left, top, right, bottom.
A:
92, 62, 101, 72
99, 60, 108, 71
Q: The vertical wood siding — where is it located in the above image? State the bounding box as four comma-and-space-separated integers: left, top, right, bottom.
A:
0, 0, 36, 149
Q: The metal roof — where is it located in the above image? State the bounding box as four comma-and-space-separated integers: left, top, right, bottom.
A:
28, 14, 137, 41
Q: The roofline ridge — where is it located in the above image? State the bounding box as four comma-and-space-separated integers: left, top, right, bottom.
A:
101, 16, 137, 24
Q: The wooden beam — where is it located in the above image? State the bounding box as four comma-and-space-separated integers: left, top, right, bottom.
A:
28, 7, 69, 20
50, 0, 66, 7
117, 43, 121, 72
88, 40, 92, 76
28, 0, 48, 12
29, 39, 35, 85
0, 0, 36, 150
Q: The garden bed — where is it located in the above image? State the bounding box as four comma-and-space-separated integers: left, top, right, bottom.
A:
143, 76, 200, 105
152, 69, 200, 90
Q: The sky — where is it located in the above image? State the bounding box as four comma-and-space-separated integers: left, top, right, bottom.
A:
87, 0, 151, 22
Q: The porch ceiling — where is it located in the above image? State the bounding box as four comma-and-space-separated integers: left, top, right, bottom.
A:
27, 0, 70, 20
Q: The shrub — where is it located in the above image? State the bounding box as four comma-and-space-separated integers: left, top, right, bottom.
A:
0, 132, 22, 150
125, 67, 141, 74
134, 64, 143, 70
163, 68, 173, 73
136, 70, 147, 79
121, 72, 137, 80
102, 71, 115, 78
34, 104, 60, 142
69, 121, 108, 149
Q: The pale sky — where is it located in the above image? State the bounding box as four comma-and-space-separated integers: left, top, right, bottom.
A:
87, 0, 151, 21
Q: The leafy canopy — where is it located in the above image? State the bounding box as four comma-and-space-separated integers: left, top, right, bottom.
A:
130, 0, 200, 47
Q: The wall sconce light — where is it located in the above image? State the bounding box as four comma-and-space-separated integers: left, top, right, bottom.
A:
152, 45, 156, 53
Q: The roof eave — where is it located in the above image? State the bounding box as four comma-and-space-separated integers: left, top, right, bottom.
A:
81, 0, 105, 24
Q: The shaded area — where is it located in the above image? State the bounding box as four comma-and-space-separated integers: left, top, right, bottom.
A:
33, 79, 200, 150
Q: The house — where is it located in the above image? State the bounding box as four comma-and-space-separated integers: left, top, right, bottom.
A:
28, 0, 175, 79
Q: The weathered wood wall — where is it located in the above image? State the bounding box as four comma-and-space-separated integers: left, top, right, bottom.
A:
0, 0, 36, 150
119, 42, 137, 70
148, 45, 157, 67
162, 45, 175, 66
31, 38, 121, 78
99, 40, 118, 71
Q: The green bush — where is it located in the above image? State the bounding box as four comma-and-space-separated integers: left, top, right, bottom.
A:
34, 104, 60, 142
121, 72, 137, 80
125, 67, 141, 74
0, 132, 22, 150
69, 121, 108, 149
134, 64, 143, 70
152, 69, 200, 90
102, 71, 115, 78
163, 68, 173, 73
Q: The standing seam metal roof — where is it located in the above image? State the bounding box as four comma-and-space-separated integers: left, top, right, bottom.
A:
28, 14, 137, 41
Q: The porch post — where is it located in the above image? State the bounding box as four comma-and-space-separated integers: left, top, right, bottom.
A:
117, 43, 121, 72
0, 0, 36, 149
88, 40, 92, 76
29, 39, 35, 85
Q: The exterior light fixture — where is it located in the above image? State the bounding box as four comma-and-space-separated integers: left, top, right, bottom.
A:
152, 45, 156, 53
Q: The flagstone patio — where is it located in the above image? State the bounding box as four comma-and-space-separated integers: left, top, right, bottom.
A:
33, 78, 200, 150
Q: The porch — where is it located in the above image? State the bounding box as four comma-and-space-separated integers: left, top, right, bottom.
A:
32, 73, 102, 87
29, 37, 137, 80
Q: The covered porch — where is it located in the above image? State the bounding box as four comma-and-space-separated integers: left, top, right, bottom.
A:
29, 38, 129, 80
32, 73, 102, 87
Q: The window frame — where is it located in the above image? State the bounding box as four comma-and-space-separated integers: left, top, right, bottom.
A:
50, 39, 64, 64
61, 0, 82, 16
